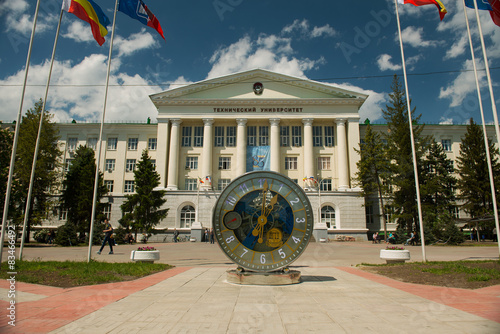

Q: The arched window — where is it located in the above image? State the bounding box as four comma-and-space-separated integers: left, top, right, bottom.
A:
321, 205, 336, 229
180, 205, 195, 228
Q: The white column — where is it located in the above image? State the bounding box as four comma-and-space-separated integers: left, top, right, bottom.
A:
270, 118, 280, 173
156, 119, 169, 188
348, 118, 361, 191
303, 118, 314, 190
201, 118, 214, 190
336, 118, 349, 190
236, 118, 247, 176
166, 119, 182, 190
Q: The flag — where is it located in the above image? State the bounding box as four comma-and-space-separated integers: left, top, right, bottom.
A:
464, 0, 493, 10
488, 0, 500, 26
62, 0, 110, 46
198, 177, 204, 184
118, 0, 165, 39
397, 0, 448, 20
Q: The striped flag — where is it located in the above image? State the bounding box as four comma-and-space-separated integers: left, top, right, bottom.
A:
62, 0, 110, 46
397, 0, 448, 20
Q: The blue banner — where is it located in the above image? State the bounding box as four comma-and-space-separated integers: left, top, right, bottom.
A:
246, 146, 270, 172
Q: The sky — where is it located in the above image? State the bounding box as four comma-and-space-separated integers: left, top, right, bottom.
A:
0, 0, 499, 126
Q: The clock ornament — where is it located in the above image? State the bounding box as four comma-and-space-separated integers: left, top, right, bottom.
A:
213, 171, 314, 282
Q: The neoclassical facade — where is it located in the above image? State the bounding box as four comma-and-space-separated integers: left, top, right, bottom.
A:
32, 69, 499, 241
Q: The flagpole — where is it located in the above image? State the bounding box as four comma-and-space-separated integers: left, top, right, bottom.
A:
19, 9, 64, 260
394, 0, 426, 262
469, 1, 500, 257
0, 0, 42, 266
87, 0, 120, 262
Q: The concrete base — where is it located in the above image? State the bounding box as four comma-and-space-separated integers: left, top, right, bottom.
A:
226, 269, 301, 285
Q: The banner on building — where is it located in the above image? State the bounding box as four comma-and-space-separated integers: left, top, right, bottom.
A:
246, 146, 270, 172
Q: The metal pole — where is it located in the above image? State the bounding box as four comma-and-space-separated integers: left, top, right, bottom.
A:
19, 9, 64, 260
394, 0, 426, 262
87, 0, 119, 262
0, 0, 42, 265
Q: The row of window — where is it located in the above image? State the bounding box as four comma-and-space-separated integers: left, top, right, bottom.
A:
181, 125, 335, 148
186, 156, 332, 171
66, 137, 158, 152
365, 204, 460, 224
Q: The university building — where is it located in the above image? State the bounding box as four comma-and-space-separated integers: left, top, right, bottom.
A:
32, 69, 500, 240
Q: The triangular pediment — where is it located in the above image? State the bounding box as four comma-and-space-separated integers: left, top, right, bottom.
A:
150, 69, 367, 104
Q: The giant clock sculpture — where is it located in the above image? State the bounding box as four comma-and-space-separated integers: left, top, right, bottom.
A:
213, 171, 314, 273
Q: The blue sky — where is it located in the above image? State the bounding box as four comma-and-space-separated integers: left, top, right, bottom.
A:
0, 0, 498, 125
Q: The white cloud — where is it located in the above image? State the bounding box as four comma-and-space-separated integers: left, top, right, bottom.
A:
114, 29, 158, 57
439, 59, 485, 107
282, 19, 337, 39
376, 54, 401, 71
311, 24, 337, 38
62, 21, 96, 44
0, 0, 54, 35
332, 82, 387, 123
444, 35, 468, 60
398, 26, 441, 48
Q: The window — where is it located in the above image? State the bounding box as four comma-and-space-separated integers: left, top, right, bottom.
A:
219, 157, 231, 170
194, 126, 204, 147
285, 157, 298, 170
124, 180, 135, 193
185, 179, 198, 191
59, 207, 68, 220
280, 126, 289, 147
366, 205, 374, 225
104, 180, 114, 192
87, 137, 98, 150
321, 206, 336, 229
325, 126, 334, 147
313, 126, 323, 147
67, 137, 78, 151
247, 126, 257, 146
384, 205, 395, 223
126, 159, 136, 172
441, 139, 452, 151
64, 159, 73, 172
151, 159, 156, 169
226, 126, 236, 147
180, 205, 196, 228
259, 126, 269, 146
107, 137, 118, 150
320, 179, 332, 191
182, 127, 192, 147
318, 157, 331, 170
103, 203, 112, 220
214, 126, 224, 147
186, 156, 198, 170
292, 126, 302, 147
148, 138, 157, 150
218, 179, 231, 190
105, 159, 115, 172
128, 138, 138, 150
451, 206, 460, 219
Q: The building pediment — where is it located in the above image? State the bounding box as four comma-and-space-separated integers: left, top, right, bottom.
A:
150, 69, 367, 106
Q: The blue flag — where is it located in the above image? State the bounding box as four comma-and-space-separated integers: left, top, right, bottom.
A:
464, 0, 493, 10
118, 0, 165, 39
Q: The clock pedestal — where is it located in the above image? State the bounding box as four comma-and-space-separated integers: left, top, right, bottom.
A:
226, 269, 301, 285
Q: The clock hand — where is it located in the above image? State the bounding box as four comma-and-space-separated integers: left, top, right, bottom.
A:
264, 194, 278, 217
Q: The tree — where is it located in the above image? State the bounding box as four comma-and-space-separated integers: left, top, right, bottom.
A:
0, 122, 13, 218
456, 118, 500, 218
355, 124, 392, 238
13, 100, 61, 241
119, 150, 168, 239
421, 139, 459, 243
61, 145, 107, 236
382, 75, 429, 234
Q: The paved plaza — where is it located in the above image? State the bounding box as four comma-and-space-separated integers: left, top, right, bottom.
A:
1, 241, 499, 333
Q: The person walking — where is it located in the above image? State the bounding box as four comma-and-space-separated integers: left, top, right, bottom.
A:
97, 219, 114, 254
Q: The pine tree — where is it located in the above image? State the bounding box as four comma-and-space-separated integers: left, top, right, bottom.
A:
382, 75, 429, 234
13, 100, 61, 241
61, 145, 107, 236
0, 122, 13, 217
355, 124, 391, 237
119, 150, 168, 239
456, 118, 500, 218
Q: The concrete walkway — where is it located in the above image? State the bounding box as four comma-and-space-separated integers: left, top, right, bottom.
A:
1, 242, 499, 333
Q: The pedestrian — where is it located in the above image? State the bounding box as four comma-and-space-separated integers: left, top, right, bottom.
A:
173, 228, 179, 243
204, 229, 209, 243
372, 232, 377, 244
97, 219, 114, 255
210, 228, 215, 244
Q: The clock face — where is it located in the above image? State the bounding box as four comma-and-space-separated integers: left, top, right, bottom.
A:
213, 171, 314, 272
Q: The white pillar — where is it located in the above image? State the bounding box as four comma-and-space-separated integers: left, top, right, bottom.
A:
201, 118, 214, 190
166, 119, 182, 190
270, 118, 280, 173
348, 118, 361, 190
336, 118, 349, 190
156, 119, 169, 188
236, 118, 247, 176
303, 118, 314, 190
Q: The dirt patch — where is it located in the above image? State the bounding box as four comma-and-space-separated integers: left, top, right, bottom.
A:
360, 261, 500, 289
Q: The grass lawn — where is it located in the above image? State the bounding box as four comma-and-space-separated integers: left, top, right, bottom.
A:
0, 260, 172, 288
